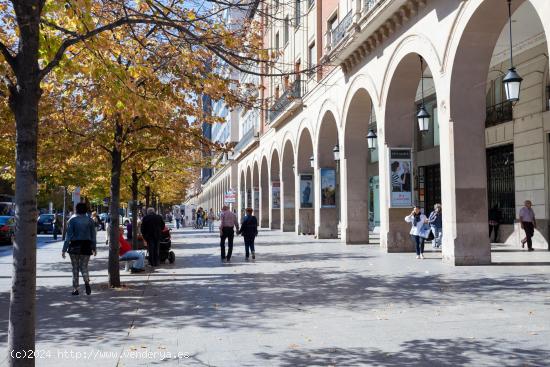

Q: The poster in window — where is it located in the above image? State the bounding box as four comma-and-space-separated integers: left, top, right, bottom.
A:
272, 182, 281, 209
300, 174, 314, 208
320, 168, 336, 208
389, 148, 413, 207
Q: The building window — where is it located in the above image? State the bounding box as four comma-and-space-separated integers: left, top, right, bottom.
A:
486, 144, 515, 224
275, 31, 280, 52
327, 14, 337, 48
284, 16, 289, 45
295, 0, 301, 27
308, 42, 316, 74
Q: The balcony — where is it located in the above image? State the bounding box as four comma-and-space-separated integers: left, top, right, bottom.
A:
321, 0, 428, 73
363, 0, 383, 15
269, 80, 304, 126
233, 127, 258, 155
486, 101, 513, 128
327, 11, 353, 51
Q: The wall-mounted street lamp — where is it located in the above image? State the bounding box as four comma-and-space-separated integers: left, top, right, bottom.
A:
417, 56, 430, 133
367, 129, 377, 150
332, 144, 340, 162
309, 155, 315, 168
503, 0, 523, 102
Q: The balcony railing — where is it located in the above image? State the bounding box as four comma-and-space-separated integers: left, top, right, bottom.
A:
363, 0, 382, 15
329, 11, 353, 49
233, 127, 257, 154
269, 80, 304, 123
486, 101, 513, 128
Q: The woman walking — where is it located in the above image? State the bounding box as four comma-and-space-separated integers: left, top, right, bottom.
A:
239, 208, 258, 260
428, 203, 442, 248
62, 203, 97, 295
405, 205, 429, 259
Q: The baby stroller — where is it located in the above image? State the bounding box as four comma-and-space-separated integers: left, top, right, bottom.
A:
159, 226, 175, 264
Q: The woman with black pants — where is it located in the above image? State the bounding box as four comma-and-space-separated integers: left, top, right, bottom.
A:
239, 208, 258, 260
405, 205, 429, 259
62, 203, 97, 295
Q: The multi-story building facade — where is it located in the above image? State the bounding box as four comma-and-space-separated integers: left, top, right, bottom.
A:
189, 0, 550, 265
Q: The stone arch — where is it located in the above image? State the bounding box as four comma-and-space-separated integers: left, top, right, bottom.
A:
260, 156, 269, 228
443, 0, 550, 264
253, 161, 260, 215
381, 34, 443, 110
270, 148, 281, 229
281, 139, 296, 232
315, 110, 340, 239
239, 169, 246, 214
246, 166, 252, 213
315, 99, 341, 139
342, 87, 378, 244
296, 127, 315, 235
341, 73, 380, 126
382, 44, 442, 253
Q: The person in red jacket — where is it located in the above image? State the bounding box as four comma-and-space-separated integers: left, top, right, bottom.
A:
118, 232, 145, 272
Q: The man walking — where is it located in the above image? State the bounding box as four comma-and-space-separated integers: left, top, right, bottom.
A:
141, 208, 165, 266
175, 209, 183, 229
519, 200, 536, 252
219, 205, 239, 262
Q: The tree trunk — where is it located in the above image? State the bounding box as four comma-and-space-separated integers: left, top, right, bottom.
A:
8, 3, 42, 365
131, 170, 139, 250
145, 185, 150, 209
108, 125, 123, 288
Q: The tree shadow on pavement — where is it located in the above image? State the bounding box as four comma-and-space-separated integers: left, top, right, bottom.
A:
254, 338, 550, 366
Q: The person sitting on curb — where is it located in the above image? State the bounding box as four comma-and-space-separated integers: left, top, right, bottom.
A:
118, 231, 146, 273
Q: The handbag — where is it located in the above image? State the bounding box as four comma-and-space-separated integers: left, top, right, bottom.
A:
419, 224, 431, 239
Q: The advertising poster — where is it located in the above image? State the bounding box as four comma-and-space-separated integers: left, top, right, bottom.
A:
300, 174, 314, 208
320, 168, 336, 208
389, 148, 413, 207
272, 182, 281, 209
224, 190, 236, 204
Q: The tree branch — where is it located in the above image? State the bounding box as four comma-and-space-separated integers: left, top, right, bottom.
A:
0, 40, 16, 72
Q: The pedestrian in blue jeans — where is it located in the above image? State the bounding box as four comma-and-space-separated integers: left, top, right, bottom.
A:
239, 208, 258, 260
428, 203, 443, 248
405, 205, 429, 259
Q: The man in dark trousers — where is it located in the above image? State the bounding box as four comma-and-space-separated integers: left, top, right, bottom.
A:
141, 207, 165, 266
219, 205, 239, 263
239, 207, 258, 260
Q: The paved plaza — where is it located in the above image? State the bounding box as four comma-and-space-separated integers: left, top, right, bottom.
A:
1, 227, 549, 366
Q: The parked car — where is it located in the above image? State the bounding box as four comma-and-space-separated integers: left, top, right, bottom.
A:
37, 214, 55, 234
0, 216, 15, 245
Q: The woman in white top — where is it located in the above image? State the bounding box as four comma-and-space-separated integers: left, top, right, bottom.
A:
405, 205, 429, 259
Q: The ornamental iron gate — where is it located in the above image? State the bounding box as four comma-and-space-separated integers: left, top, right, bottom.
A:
486, 144, 515, 224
